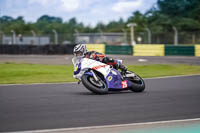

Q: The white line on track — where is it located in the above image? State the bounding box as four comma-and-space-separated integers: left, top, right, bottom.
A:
6, 118, 200, 133
144, 74, 200, 80
0, 82, 77, 86
0, 74, 200, 87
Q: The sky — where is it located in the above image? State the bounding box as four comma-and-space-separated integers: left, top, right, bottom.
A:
0, 0, 157, 26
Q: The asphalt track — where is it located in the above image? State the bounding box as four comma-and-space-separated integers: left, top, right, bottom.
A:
1, 75, 200, 132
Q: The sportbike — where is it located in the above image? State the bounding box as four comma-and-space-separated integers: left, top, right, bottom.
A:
72, 57, 145, 94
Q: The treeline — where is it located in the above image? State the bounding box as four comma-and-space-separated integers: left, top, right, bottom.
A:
0, 0, 200, 36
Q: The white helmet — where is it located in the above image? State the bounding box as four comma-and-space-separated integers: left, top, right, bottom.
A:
73, 44, 87, 57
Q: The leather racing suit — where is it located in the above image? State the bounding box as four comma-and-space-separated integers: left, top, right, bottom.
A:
84, 51, 127, 71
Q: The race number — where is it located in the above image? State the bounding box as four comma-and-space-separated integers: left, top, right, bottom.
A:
121, 81, 128, 88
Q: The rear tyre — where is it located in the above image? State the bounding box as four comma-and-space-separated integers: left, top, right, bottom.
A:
81, 74, 108, 94
125, 71, 145, 92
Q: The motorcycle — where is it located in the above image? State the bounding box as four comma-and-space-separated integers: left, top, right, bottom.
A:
72, 57, 145, 94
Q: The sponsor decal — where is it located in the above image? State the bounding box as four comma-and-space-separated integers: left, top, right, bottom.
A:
74, 63, 81, 75
92, 65, 108, 70
111, 70, 117, 75
121, 81, 128, 88
75, 66, 78, 71
107, 76, 113, 81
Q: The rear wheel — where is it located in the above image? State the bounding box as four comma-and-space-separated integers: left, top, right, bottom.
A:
125, 71, 145, 92
81, 74, 108, 94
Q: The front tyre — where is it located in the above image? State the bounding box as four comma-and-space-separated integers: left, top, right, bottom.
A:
81, 74, 108, 94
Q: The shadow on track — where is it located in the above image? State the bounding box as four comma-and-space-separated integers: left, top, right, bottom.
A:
73, 90, 147, 96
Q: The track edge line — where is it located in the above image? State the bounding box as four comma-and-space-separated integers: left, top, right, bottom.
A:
6, 118, 200, 133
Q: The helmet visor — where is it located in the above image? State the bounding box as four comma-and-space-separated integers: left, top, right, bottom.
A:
74, 51, 84, 57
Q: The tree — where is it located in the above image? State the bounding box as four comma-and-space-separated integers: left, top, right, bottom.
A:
127, 11, 147, 32
146, 0, 200, 32
0, 16, 14, 23
37, 15, 62, 23
1, 0, 200, 42
157, 0, 200, 20
104, 18, 125, 32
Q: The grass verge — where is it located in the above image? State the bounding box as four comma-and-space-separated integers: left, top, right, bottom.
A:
0, 63, 200, 84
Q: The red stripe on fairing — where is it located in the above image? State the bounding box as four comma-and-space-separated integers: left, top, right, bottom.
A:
107, 62, 117, 65
97, 54, 105, 58
92, 65, 108, 70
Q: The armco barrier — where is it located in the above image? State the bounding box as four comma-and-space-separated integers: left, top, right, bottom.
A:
86, 44, 105, 54
133, 44, 164, 56
1, 44, 199, 56
105, 45, 132, 55
0, 44, 75, 54
165, 45, 195, 56
195, 45, 200, 56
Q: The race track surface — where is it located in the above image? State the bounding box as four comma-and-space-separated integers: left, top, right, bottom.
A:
0, 75, 200, 132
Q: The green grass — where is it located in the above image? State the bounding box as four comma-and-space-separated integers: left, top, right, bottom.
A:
127, 64, 200, 78
0, 62, 200, 84
0, 63, 76, 84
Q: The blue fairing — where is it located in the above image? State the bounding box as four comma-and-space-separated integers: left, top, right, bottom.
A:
74, 63, 81, 75
84, 71, 93, 76
105, 68, 132, 90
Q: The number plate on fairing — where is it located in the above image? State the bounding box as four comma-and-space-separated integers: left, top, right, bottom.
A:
121, 81, 128, 88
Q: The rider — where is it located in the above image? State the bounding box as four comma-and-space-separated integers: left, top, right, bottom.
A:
73, 44, 127, 72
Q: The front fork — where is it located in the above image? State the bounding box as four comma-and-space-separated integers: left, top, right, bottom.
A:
77, 69, 99, 85
90, 69, 99, 82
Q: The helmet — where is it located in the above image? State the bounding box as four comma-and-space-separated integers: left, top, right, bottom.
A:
73, 44, 87, 57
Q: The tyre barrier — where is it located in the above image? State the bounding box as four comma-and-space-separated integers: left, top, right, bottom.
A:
133, 45, 164, 56
165, 45, 195, 56
105, 45, 132, 55
86, 44, 105, 54
0, 44, 199, 56
0, 44, 75, 54
195, 45, 200, 57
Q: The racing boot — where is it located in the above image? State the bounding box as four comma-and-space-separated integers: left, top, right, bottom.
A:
119, 63, 128, 73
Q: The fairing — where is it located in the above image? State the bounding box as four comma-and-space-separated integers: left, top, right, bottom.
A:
105, 68, 132, 89
72, 57, 132, 90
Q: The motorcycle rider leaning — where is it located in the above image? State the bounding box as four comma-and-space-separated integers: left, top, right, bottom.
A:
73, 44, 128, 72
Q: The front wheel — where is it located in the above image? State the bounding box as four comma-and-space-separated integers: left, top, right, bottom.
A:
125, 71, 145, 92
81, 74, 108, 94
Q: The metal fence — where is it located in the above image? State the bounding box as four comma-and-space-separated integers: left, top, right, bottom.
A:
0, 33, 75, 45
0, 31, 200, 45
134, 32, 200, 45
